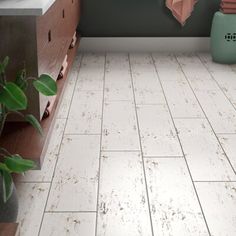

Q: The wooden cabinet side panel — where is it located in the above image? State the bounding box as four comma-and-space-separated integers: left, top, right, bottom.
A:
0, 16, 40, 119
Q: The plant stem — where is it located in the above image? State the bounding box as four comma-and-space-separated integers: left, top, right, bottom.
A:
0, 105, 7, 137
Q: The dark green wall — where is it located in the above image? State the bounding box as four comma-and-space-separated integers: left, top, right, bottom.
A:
79, 0, 221, 37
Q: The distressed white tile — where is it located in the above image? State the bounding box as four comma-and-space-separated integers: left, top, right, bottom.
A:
17, 183, 50, 236
175, 119, 236, 181
218, 134, 236, 172
162, 79, 204, 118
76, 53, 105, 91
65, 90, 103, 134
130, 53, 165, 104
176, 54, 220, 91
196, 182, 236, 236
152, 53, 186, 83
145, 158, 208, 236
198, 52, 234, 72
46, 135, 100, 211
20, 119, 66, 182
40, 213, 96, 236
194, 90, 236, 133
97, 152, 152, 236
198, 53, 236, 103
153, 54, 203, 118
152, 53, 181, 71
102, 101, 140, 151
137, 104, 182, 156
105, 53, 133, 101
57, 54, 82, 119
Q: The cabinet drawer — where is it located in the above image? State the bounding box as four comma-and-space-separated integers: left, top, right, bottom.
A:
36, 0, 63, 52
36, 0, 80, 79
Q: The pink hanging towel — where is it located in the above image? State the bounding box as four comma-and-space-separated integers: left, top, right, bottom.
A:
166, 0, 198, 26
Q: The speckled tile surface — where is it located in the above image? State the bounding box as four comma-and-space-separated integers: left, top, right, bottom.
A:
104, 53, 133, 102
145, 158, 208, 236
102, 101, 140, 151
65, 90, 103, 134
17, 52, 236, 236
17, 183, 50, 236
137, 104, 182, 157
46, 135, 100, 211
97, 152, 152, 236
176, 119, 236, 181
40, 213, 96, 236
196, 182, 236, 236
129, 53, 165, 105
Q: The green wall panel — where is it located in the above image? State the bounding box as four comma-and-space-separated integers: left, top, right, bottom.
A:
79, 0, 221, 37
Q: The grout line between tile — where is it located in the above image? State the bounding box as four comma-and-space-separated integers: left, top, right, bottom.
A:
94, 53, 106, 236
101, 150, 141, 152
143, 156, 183, 158
194, 181, 236, 183
173, 117, 207, 120
128, 53, 155, 236
152, 53, 212, 236
216, 133, 236, 135
63, 133, 101, 136
37, 52, 84, 236
44, 211, 97, 213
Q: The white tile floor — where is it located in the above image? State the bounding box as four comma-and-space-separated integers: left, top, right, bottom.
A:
17, 52, 236, 236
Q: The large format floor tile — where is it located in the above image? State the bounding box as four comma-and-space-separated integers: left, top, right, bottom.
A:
153, 53, 203, 118
196, 182, 236, 236
46, 135, 100, 211
17, 183, 50, 236
76, 53, 105, 91
65, 90, 103, 134
145, 158, 208, 236
40, 213, 96, 236
175, 119, 236, 181
137, 104, 182, 156
104, 53, 133, 102
97, 152, 152, 236
129, 53, 165, 105
102, 101, 140, 151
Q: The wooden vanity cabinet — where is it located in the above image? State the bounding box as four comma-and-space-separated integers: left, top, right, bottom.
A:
0, 0, 81, 120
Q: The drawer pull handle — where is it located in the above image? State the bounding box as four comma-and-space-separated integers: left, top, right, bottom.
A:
48, 30, 52, 42
62, 9, 65, 18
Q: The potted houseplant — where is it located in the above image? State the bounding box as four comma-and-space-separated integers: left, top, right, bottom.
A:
0, 56, 57, 222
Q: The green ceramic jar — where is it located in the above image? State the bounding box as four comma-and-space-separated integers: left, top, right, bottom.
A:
211, 12, 236, 64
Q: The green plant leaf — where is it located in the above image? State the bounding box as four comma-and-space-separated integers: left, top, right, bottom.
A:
33, 74, 57, 96
4, 155, 36, 173
1, 169, 13, 203
25, 114, 43, 136
15, 69, 27, 91
0, 163, 11, 172
0, 82, 27, 110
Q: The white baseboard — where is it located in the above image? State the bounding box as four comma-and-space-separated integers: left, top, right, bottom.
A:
79, 37, 210, 52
